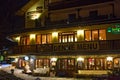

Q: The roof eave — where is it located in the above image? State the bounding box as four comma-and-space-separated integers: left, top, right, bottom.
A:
16, 0, 39, 16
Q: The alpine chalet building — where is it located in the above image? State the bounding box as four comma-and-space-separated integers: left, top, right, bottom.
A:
7, 0, 120, 77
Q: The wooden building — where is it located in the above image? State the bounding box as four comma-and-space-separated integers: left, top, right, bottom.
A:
7, 0, 120, 77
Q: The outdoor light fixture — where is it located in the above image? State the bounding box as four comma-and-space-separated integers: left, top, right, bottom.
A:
15, 36, 20, 42
30, 12, 41, 20
24, 56, 29, 61
52, 32, 58, 37
30, 34, 36, 40
27, 11, 41, 20
14, 58, 18, 62
30, 58, 34, 62
107, 57, 113, 61
77, 57, 84, 62
77, 30, 84, 36
51, 57, 57, 62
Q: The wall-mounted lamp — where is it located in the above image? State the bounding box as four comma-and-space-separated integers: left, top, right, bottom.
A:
51, 57, 57, 62
52, 32, 58, 37
27, 11, 41, 20
15, 36, 20, 42
31, 12, 41, 20
107, 57, 113, 61
77, 57, 84, 62
30, 34, 36, 40
24, 56, 29, 61
77, 30, 84, 36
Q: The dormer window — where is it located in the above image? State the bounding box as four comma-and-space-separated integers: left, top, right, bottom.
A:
27, 11, 41, 20
26, 6, 43, 20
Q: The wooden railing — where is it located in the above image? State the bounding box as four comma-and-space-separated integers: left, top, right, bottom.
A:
48, 0, 113, 10
11, 40, 120, 55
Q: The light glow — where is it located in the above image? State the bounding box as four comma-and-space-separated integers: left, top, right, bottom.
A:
15, 58, 18, 62
30, 58, 34, 62
15, 36, 20, 42
77, 30, 84, 36
24, 56, 29, 61
30, 34, 36, 40
107, 57, 113, 61
77, 57, 84, 62
30, 13, 41, 20
51, 57, 57, 62
52, 32, 58, 37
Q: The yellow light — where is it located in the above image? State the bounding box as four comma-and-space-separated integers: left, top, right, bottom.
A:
52, 32, 58, 37
30, 13, 41, 20
15, 58, 18, 62
107, 57, 113, 61
30, 34, 36, 40
15, 36, 20, 42
77, 30, 84, 36
51, 57, 57, 62
77, 57, 84, 62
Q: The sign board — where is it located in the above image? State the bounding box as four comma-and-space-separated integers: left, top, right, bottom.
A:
107, 24, 120, 34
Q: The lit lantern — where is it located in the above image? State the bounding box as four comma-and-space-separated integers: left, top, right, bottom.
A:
107, 57, 113, 61
77, 57, 84, 62
24, 56, 29, 61
51, 57, 57, 62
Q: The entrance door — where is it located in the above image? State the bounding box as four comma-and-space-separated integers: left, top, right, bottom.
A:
87, 58, 105, 70
114, 58, 120, 68
56, 58, 75, 77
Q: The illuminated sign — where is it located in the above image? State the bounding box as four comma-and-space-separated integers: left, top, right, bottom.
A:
107, 24, 120, 34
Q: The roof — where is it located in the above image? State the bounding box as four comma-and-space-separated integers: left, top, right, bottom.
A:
16, 0, 39, 16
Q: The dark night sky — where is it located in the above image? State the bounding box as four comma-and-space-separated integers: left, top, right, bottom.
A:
0, 0, 29, 48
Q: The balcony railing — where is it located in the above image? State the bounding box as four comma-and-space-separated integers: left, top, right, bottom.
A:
45, 14, 118, 28
11, 40, 120, 55
48, 0, 113, 10
10, 15, 120, 35
46, 15, 112, 25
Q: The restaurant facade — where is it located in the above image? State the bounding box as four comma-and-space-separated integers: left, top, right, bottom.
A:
7, 0, 120, 77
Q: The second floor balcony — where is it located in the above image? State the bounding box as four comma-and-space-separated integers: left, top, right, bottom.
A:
10, 39, 120, 56
48, 0, 114, 10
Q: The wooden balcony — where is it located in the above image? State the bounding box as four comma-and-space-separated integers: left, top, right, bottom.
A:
11, 15, 120, 35
10, 40, 120, 55
45, 15, 118, 28
48, 0, 113, 10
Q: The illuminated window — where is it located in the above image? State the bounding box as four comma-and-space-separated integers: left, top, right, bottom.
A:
20, 36, 30, 45
47, 34, 52, 43
36, 34, 52, 44
57, 58, 75, 70
59, 32, 76, 43
63, 36, 67, 42
99, 30, 106, 40
85, 29, 106, 41
85, 31, 91, 41
114, 58, 120, 68
58, 36, 61, 43
92, 30, 98, 40
36, 59, 50, 68
36, 35, 41, 44
42, 35, 47, 44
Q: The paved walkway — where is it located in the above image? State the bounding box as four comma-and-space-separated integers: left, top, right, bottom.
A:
0, 64, 91, 80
